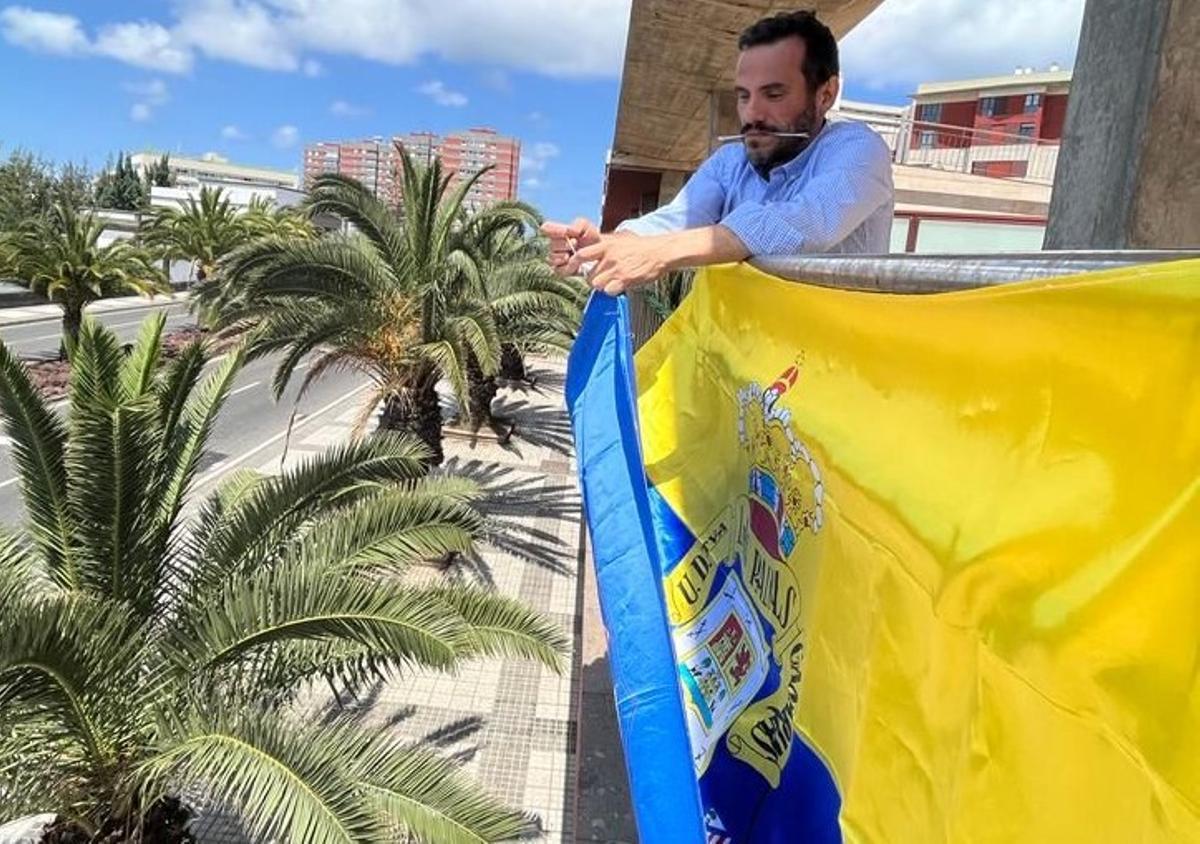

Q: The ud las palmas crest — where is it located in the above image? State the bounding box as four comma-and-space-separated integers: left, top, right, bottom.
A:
667, 358, 825, 789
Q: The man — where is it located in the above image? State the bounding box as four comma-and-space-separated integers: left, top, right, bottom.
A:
543, 9, 894, 296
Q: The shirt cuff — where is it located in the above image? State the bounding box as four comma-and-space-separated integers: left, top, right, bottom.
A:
719, 202, 796, 256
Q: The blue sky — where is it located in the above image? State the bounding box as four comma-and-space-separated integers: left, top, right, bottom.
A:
0, 0, 1085, 223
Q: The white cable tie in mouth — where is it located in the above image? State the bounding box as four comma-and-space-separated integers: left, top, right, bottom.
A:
717, 131, 811, 142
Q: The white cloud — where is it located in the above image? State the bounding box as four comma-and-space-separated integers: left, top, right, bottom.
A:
330, 99, 369, 117
272, 124, 299, 148
522, 176, 542, 189
0, 5, 88, 54
221, 124, 248, 140
173, 0, 298, 71
3, 0, 632, 79
94, 21, 193, 73
123, 78, 169, 122
527, 111, 548, 125
520, 141, 560, 174
124, 78, 170, 106
840, 0, 1086, 91
1, 6, 193, 72
417, 80, 468, 108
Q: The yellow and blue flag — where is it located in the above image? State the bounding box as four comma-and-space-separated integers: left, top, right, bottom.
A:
566, 260, 1200, 843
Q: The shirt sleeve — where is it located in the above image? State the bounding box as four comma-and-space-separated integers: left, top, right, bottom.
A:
720, 128, 894, 256
615, 151, 728, 236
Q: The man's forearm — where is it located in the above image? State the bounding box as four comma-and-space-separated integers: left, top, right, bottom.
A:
574, 224, 752, 295
653, 224, 750, 271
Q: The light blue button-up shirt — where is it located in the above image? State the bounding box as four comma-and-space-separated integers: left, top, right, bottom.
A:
617, 119, 894, 255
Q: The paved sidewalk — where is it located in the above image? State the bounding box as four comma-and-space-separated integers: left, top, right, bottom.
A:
193, 356, 586, 843
0, 292, 188, 327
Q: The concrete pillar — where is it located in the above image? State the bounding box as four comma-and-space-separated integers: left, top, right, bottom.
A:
1045, 0, 1200, 249
707, 89, 741, 155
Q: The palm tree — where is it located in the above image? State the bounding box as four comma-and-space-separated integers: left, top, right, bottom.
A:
0, 314, 567, 843
0, 202, 166, 355
213, 146, 535, 464
462, 224, 585, 425
243, 195, 316, 241
644, 268, 695, 320
141, 186, 251, 284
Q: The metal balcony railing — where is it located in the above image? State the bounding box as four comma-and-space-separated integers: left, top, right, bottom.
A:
628, 250, 1200, 350
836, 113, 1062, 185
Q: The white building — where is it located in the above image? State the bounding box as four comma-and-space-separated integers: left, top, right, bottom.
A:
130, 151, 299, 192
829, 99, 908, 153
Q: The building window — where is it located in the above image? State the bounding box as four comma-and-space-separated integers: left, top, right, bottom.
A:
918, 103, 942, 123
1024, 93, 1042, 113
1018, 123, 1036, 139
980, 96, 1006, 117
919, 130, 936, 149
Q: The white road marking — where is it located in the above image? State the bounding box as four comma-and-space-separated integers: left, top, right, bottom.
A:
228, 380, 262, 397
192, 382, 367, 489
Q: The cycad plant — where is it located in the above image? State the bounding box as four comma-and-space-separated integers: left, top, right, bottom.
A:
0, 314, 567, 843
0, 203, 166, 354
211, 146, 537, 464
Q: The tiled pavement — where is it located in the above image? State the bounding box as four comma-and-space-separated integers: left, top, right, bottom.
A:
191, 357, 588, 843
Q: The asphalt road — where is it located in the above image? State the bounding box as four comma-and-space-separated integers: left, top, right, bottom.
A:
0, 301, 194, 359
0, 303, 368, 525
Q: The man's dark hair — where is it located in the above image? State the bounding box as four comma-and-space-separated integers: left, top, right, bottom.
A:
738, 10, 839, 91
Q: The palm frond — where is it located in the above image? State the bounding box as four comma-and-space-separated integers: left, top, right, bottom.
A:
0, 594, 140, 768
412, 340, 469, 419
305, 174, 407, 270
65, 398, 162, 612
0, 339, 74, 587
167, 566, 467, 675
430, 586, 568, 672
356, 741, 541, 844
288, 486, 484, 574
156, 345, 246, 531
154, 339, 207, 446
118, 311, 167, 399
141, 707, 381, 844
192, 433, 431, 587
0, 530, 49, 611
67, 316, 127, 407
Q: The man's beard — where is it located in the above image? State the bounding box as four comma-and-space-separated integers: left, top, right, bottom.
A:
743, 103, 820, 176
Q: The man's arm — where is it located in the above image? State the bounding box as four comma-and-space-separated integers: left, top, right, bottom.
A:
543, 150, 730, 277
614, 152, 728, 236
570, 225, 750, 296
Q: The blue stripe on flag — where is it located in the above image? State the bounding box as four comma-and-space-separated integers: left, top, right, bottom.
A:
566, 293, 706, 844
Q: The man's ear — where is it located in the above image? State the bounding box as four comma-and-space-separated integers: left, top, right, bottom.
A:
816, 76, 840, 116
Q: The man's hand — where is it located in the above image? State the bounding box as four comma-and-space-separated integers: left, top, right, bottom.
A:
572, 235, 669, 296
572, 225, 751, 297
541, 218, 601, 276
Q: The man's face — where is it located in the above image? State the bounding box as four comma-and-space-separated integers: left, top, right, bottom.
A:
734, 37, 832, 173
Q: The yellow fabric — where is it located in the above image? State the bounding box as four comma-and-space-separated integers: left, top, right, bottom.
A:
635, 259, 1200, 842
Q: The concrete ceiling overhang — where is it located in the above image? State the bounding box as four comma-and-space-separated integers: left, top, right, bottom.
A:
611, 0, 887, 172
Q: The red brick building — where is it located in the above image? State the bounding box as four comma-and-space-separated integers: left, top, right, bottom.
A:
909, 69, 1071, 180
303, 128, 520, 208
435, 128, 520, 208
